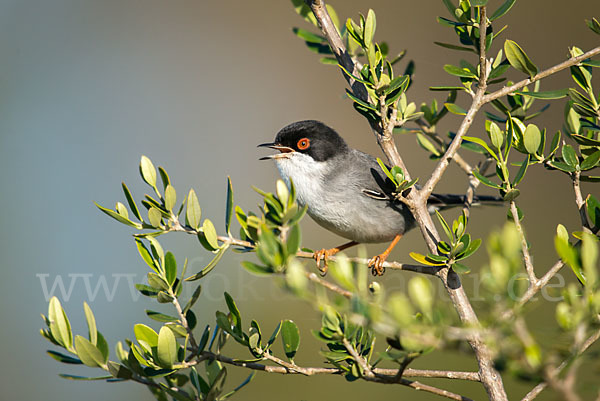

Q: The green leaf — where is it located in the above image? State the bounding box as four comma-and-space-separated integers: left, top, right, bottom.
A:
513, 155, 530, 186
548, 161, 576, 173
504, 40, 538, 77
408, 276, 433, 315
489, 122, 505, 150
224, 292, 242, 333
463, 136, 499, 161
345, 89, 377, 111
452, 263, 471, 273
157, 326, 178, 369
185, 244, 229, 281
135, 284, 159, 297
122, 182, 142, 221
281, 320, 300, 360
523, 124, 541, 154
83, 302, 97, 345
513, 89, 568, 99
434, 42, 476, 53
148, 207, 163, 228
587, 17, 600, 35
471, 0, 488, 6
225, 177, 234, 235
164, 185, 176, 212
409, 252, 446, 266
554, 235, 585, 284
95, 202, 143, 229
240, 261, 272, 276
146, 310, 178, 323
107, 361, 133, 380
215, 311, 233, 335
385, 75, 410, 96
416, 133, 441, 156
587, 195, 600, 228
266, 321, 282, 350
443, 64, 477, 78
445, 103, 467, 115
140, 155, 157, 188
134, 324, 159, 352
429, 86, 467, 92
135, 239, 159, 273
364, 9, 376, 49
59, 374, 113, 381
48, 297, 73, 351
185, 189, 201, 230
581, 150, 600, 170
435, 210, 453, 240
164, 251, 177, 286
503, 188, 521, 202
202, 219, 220, 250
562, 144, 579, 168
490, 0, 517, 21
148, 272, 170, 291
47, 350, 83, 364
292, 27, 324, 43
286, 224, 302, 256
74, 335, 105, 368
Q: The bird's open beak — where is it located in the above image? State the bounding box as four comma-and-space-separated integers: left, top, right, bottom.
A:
257, 142, 295, 160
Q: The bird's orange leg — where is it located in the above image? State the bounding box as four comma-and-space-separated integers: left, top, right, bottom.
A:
368, 234, 402, 276
314, 241, 359, 276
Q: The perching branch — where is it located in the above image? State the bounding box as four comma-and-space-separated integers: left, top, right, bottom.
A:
192, 350, 480, 381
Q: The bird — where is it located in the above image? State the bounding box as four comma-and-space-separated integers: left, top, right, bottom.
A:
259, 120, 500, 276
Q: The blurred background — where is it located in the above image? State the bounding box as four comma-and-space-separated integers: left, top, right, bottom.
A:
1, 0, 598, 400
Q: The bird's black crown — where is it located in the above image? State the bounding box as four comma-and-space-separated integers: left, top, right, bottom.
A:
275, 120, 348, 162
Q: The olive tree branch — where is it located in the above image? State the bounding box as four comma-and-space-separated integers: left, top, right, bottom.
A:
521, 327, 600, 401
168, 291, 199, 356
306, 0, 410, 177
510, 200, 537, 285
573, 170, 591, 232
482, 45, 600, 104
191, 349, 480, 381
305, 4, 507, 400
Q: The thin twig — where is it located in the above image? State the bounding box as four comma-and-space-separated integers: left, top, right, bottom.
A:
483, 46, 600, 104
521, 329, 600, 401
502, 259, 565, 320
573, 171, 591, 232
194, 350, 480, 380
170, 289, 199, 353
510, 201, 537, 285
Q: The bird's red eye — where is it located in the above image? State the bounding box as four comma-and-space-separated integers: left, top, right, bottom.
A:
297, 138, 310, 150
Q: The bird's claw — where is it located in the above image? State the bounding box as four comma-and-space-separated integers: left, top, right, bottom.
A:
368, 254, 387, 276
314, 248, 336, 276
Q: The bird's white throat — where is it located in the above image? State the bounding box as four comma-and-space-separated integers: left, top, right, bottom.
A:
274, 153, 328, 208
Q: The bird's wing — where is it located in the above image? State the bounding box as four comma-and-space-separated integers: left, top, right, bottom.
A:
344, 150, 398, 201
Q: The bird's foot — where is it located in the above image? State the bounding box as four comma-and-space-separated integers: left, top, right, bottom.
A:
368, 234, 403, 276
368, 254, 387, 276
313, 241, 359, 276
313, 248, 339, 276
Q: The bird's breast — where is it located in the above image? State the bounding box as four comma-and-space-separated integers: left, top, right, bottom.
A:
274, 155, 408, 243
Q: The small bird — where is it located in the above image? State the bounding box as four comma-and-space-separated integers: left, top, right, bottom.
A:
259, 120, 499, 275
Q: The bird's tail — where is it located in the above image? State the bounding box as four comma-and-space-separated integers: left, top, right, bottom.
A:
427, 193, 503, 212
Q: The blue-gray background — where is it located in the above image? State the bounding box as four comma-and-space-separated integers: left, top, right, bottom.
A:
1, 1, 598, 400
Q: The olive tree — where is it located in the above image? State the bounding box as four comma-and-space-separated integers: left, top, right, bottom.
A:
41, 1, 600, 400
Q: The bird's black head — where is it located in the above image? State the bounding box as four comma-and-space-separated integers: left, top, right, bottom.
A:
259, 120, 349, 162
